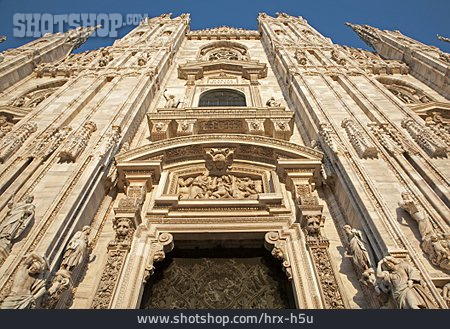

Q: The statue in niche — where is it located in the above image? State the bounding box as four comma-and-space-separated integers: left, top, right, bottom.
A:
163, 89, 180, 108
376, 256, 435, 309
0, 195, 35, 256
60, 226, 91, 271
343, 225, 372, 273
0, 253, 48, 309
266, 96, 282, 107
177, 174, 261, 200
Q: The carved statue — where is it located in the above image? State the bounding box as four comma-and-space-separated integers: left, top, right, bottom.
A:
376, 256, 435, 309
204, 147, 234, 175
0, 253, 48, 309
343, 225, 372, 273
163, 89, 180, 108
60, 226, 91, 271
266, 97, 282, 107
0, 195, 35, 258
331, 49, 347, 65
398, 192, 434, 241
294, 49, 307, 65
47, 269, 73, 304
399, 192, 450, 270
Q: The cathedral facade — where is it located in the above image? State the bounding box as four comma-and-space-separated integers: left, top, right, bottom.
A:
0, 12, 448, 309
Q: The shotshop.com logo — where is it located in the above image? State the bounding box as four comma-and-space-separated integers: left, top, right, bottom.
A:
12, 13, 149, 38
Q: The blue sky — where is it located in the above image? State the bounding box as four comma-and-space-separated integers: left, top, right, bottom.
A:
0, 0, 449, 53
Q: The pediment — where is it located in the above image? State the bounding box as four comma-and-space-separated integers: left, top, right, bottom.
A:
408, 101, 450, 118
178, 59, 267, 81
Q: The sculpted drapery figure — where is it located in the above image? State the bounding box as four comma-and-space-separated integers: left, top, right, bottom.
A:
398, 192, 450, 270
266, 97, 281, 107
163, 89, 180, 108
0, 195, 35, 256
376, 256, 435, 309
0, 253, 48, 309
398, 192, 434, 241
343, 225, 372, 273
60, 226, 91, 271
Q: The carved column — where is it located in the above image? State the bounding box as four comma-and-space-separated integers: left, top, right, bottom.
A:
287, 172, 349, 309
91, 171, 151, 309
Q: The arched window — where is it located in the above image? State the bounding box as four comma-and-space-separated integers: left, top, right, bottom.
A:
198, 89, 246, 107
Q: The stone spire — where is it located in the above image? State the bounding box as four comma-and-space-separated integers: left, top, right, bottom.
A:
437, 34, 450, 43
0, 36, 5, 44
64, 25, 100, 50
345, 22, 382, 49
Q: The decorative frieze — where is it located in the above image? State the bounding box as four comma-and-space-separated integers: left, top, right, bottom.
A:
341, 118, 378, 159
0, 122, 37, 163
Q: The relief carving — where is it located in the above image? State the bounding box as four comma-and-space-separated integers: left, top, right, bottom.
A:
204, 147, 234, 176
143, 233, 174, 283
177, 174, 261, 200
30, 126, 72, 160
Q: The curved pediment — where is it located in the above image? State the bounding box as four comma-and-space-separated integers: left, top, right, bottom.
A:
116, 134, 322, 164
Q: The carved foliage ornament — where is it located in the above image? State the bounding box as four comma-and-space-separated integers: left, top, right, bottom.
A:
401, 117, 448, 158
341, 118, 378, 159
